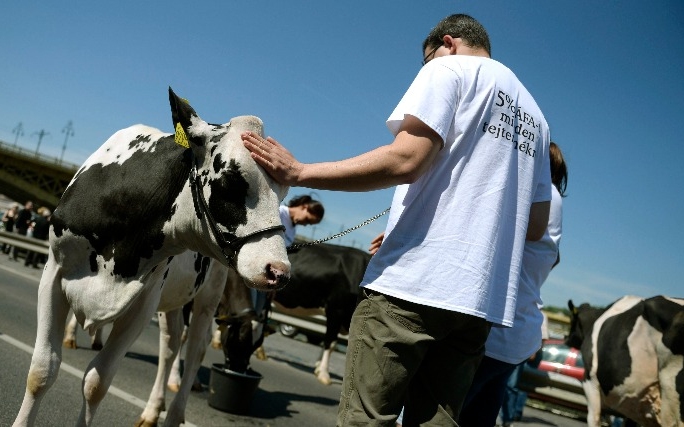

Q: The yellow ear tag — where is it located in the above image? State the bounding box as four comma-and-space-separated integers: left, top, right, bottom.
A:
174, 122, 190, 148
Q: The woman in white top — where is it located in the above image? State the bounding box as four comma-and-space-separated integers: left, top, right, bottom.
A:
278, 194, 325, 246
457, 141, 567, 427
252, 195, 324, 314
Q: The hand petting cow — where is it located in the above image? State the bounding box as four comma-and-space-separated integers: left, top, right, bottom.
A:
567, 295, 684, 427
12, 88, 290, 427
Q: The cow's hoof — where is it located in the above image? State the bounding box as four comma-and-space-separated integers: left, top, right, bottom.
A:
191, 380, 203, 392
255, 346, 268, 361
91, 342, 103, 351
62, 339, 77, 349
134, 417, 158, 427
316, 375, 333, 386
167, 383, 180, 393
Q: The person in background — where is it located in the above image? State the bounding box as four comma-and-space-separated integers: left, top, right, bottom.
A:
11, 200, 34, 261
251, 195, 325, 323
280, 194, 325, 246
458, 141, 568, 427
24, 207, 51, 269
242, 13, 552, 426
1, 203, 20, 254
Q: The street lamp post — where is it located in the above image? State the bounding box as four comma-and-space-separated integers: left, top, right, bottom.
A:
61, 121, 75, 163
33, 129, 50, 155
12, 122, 24, 147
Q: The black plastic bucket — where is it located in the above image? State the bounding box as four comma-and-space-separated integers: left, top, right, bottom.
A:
208, 363, 263, 414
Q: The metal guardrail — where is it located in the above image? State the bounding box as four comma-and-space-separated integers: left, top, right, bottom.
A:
0, 230, 49, 255
0, 139, 80, 171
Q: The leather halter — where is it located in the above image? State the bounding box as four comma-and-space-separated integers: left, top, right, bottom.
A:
189, 165, 285, 267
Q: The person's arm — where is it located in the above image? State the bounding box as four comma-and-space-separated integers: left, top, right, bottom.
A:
526, 201, 550, 241
241, 114, 442, 191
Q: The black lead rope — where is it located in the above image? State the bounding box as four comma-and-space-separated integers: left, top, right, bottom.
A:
286, 207, 391, 253
189, 166, 285, 266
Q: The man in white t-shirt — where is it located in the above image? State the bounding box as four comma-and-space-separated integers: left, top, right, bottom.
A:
242, 13, 551, 427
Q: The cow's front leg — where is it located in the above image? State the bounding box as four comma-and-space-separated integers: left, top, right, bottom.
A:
78, 280, 162, 427
14, 258, 69, 427
163, 277, 225, 427
136, 310, 184, 427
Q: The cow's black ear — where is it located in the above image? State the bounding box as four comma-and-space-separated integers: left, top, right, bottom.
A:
168, 87, 200, 148
568, 300, 577, 314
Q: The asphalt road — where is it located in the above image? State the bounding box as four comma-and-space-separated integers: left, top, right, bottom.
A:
0, 252, 588, 426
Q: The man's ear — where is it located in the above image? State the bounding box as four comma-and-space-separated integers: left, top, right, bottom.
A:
442, 35, 458, 55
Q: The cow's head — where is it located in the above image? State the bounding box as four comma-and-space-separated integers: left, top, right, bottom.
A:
169, 88, 290, 290
566, 300, 604, 350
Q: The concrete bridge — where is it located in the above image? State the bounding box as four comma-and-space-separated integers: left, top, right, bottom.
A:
0, 139, 79, 210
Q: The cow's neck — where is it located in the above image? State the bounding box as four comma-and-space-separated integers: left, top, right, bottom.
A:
163, 182, 225, 262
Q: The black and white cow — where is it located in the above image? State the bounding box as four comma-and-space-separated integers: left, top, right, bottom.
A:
271, 242, 371, 384
12, 88, 290, 427
137, 251, 236, 427
567, 295, 684, 427
62, 252, 252, 427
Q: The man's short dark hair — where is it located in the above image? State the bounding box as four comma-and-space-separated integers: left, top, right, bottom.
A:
423, 14, 491, 56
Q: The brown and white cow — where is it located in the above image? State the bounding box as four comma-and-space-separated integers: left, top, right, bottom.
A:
12, 88, 290, 427
567, 295, 684, 427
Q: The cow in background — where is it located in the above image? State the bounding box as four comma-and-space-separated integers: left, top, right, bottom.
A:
567, 295, 684, 427
12, 89, 290, 427
167, 243, 371, 390
137, 252, 237, 427
271, 242, 371, 384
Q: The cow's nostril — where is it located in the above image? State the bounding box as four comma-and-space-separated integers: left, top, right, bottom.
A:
266, 262, 290, 289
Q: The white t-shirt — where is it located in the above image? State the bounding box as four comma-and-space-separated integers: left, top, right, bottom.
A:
485, 185, 562, 364
279, 205, 296, 246
361, 55, 552, 326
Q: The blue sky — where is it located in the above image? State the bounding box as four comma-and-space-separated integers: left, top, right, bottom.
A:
2, 1, 682, 309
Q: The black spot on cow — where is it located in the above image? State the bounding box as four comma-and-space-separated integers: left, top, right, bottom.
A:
193, 253, 211, 290
596, 308, 639, 395
643, 296, 684, 355
52, 135, 192, 278
128, 134, 152, 151
89, 251, 97, 273
213, 153, 226, 174
210, 132, 227, 143
161, 266, 170, 289
207, 159, 249, 239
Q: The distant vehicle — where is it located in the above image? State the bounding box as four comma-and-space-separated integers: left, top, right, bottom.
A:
269, 303, 348, 348
537, 339, 585, 381
518, 339, 587, 412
